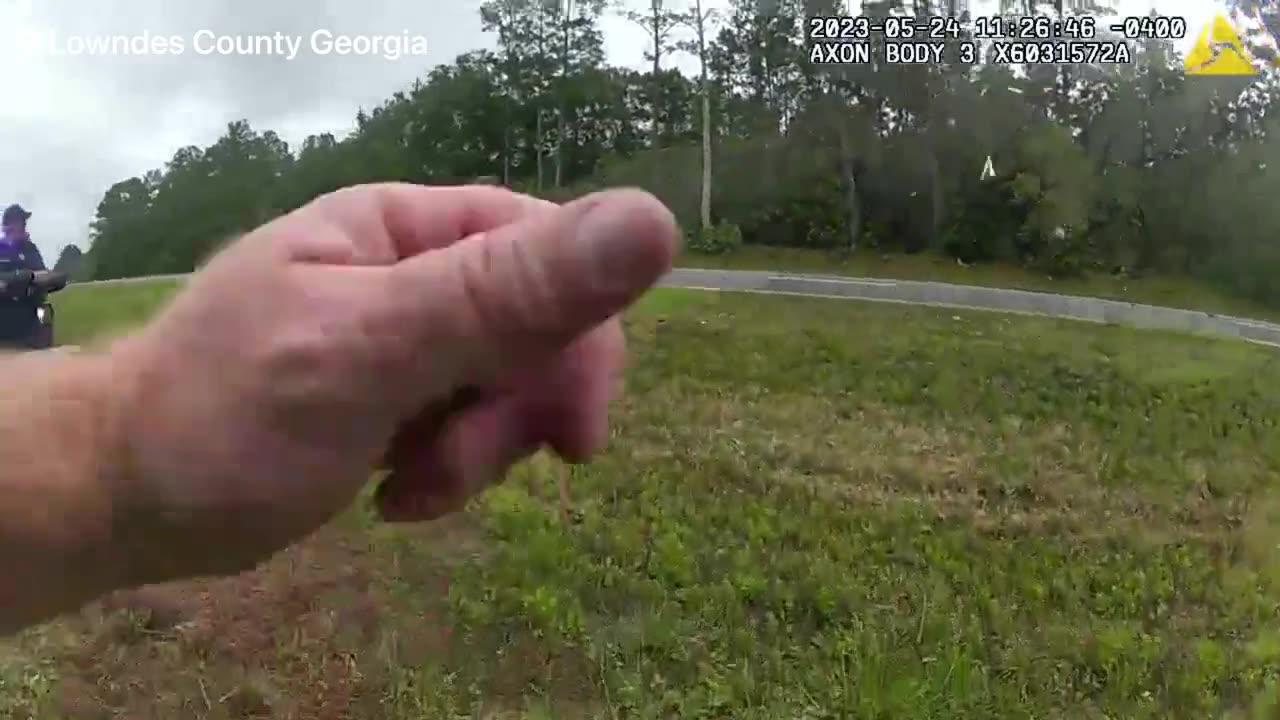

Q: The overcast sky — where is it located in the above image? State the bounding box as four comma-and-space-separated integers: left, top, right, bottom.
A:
0, 0, 1227, 263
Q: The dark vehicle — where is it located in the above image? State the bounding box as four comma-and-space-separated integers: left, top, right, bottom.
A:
0, 269, 67, 349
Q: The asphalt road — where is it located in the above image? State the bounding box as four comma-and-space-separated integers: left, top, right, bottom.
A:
75, 268, 1280, 347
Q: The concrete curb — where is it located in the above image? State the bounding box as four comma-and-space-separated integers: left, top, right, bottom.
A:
73, 267, 1280, 347
658, 269, 1280, 347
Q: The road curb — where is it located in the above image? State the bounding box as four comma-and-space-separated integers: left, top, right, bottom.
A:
74, 268, 1280, 347
659, 268, 1280, 347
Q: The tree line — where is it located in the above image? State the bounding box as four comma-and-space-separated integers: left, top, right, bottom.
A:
79, 0, 1280, 309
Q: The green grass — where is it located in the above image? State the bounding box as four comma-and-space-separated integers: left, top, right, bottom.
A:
50, 279, 183, 346
6, 280, 1280, 718
680, 246, 1280, 323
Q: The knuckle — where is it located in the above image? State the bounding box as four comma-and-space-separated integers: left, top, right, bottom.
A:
457, 230, 562, 340
353, 283, 419, 374
252, 275, 353, 409
257, 323, 340, 402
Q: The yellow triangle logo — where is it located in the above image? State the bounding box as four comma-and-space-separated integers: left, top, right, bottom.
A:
1184, 13, 1257, 75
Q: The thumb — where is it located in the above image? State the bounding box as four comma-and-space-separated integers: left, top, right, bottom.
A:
385, 188, 679, 396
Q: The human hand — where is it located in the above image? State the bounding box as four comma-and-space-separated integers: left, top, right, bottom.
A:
104, 184, 678, 583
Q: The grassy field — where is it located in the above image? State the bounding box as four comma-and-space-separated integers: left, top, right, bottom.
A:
680, 246, 1280, 324
4, 281, 1280, 718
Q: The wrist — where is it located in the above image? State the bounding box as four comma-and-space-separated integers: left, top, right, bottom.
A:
0, 347, 138, 630
99, 333, 268, 586
22, 339, 194, 594
93, 335, 200, 588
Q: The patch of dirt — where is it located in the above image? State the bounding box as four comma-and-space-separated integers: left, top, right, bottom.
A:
35, 513, 484, 719
478, 633, 601, 719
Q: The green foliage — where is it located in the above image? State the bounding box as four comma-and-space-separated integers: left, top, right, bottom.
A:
73, 0, 1280, 313
687, 221, 742, 254
941, 182, 1022, 263
738, 175, 846, 249
440, 290, 1280, 717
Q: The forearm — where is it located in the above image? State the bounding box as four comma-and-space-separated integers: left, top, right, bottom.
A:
0, 349, 133, 634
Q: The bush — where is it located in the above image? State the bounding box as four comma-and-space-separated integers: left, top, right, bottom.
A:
688, 221, 743, 255
739, 193, 846, 249
1029, 226, 1090, 278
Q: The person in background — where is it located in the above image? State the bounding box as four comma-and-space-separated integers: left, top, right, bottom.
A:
0, 204, 46, 271
0, 204, 50, 346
